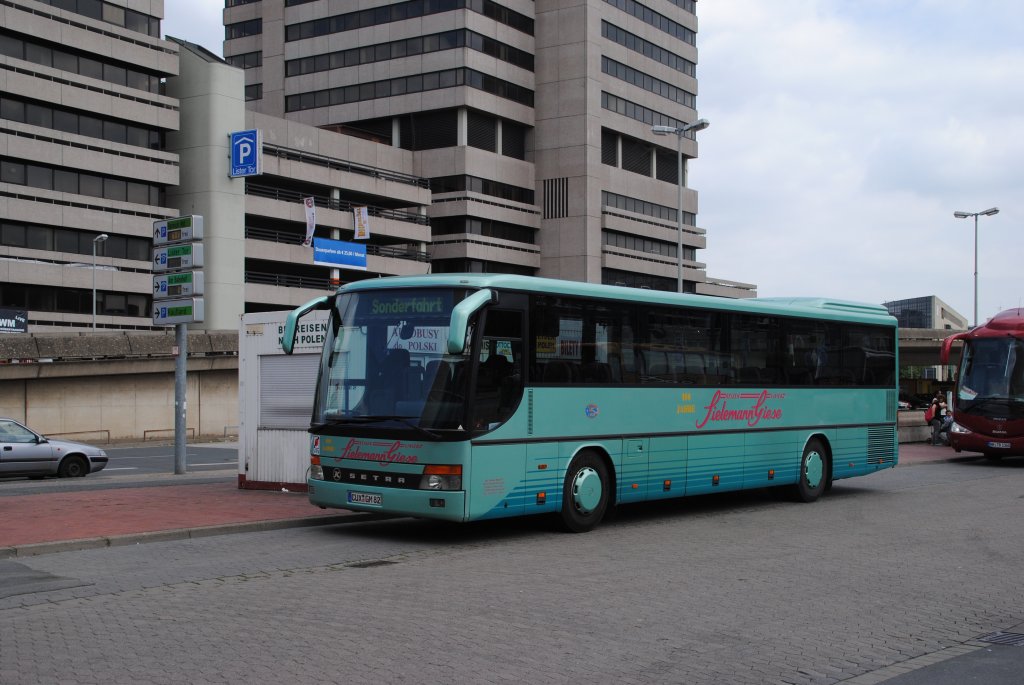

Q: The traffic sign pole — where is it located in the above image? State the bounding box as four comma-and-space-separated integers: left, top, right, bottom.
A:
175, 323, 187, 475
153, 215, 205, 474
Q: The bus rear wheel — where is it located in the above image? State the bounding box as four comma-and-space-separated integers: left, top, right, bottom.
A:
794, 439, 828, 503
559, 451, 609, 533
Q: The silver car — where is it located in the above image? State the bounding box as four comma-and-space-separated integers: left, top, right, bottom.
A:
0, 418, 108, 479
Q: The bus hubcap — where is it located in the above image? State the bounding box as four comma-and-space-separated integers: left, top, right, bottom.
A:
804, 451, 823, 489
572, 467, 602, 514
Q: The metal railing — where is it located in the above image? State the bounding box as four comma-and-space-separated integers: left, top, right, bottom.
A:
262, 144, 430, 188
246, 183, 430, 225
245, 226, 429, 262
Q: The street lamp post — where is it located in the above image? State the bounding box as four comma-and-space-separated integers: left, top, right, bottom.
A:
953, 207, 999, 327
92, 233, 108, 329
652, 119, 709, 293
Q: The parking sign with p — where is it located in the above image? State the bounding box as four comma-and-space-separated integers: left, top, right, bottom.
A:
230, 129, 262, 177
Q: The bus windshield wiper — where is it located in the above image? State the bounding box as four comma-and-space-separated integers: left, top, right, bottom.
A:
318, 415, 442, 440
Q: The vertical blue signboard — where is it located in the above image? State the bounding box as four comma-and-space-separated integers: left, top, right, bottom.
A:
229, 129, 262, 177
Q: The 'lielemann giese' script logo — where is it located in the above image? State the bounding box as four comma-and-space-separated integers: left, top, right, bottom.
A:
340, 439, 420, 465
696, 390, 785, 429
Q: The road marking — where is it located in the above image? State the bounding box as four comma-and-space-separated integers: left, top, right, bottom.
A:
191, 462, 236, 467
103, 467, 140, 471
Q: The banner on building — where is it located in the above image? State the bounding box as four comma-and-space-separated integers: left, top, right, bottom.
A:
312, 237, 367, 271
353, 206, 370, 240
302, 197, 316, 247
0, 308, 28, 334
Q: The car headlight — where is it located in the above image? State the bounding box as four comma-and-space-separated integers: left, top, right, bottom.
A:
950, 421, 972, 435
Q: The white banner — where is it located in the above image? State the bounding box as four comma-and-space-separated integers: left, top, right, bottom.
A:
302, 197, 316, 247
353, 206, 370, 240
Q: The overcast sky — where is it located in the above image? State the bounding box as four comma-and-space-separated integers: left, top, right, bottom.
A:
164, 0, 1022, 326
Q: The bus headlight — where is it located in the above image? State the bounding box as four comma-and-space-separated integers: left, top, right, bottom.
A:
420, 465, 462, 491
310, 465, 324, 480
950, 421, 972, 435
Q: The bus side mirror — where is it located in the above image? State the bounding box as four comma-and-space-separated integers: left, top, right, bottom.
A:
447, 289, 497, 355
283, 296, 331, 355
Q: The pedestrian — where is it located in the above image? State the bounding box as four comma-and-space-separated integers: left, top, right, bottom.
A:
929, 390, 947, 445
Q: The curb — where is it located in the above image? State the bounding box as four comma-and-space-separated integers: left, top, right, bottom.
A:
0, 512, 393, 559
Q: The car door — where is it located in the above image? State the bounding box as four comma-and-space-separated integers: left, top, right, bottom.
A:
0, 419, 55, 475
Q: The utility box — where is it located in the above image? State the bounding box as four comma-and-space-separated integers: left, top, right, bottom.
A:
238, 310, 328, 490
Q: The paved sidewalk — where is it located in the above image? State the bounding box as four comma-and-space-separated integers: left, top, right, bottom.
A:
1, 441, 975, 558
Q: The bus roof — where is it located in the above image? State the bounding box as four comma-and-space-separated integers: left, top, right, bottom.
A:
339, 274, 896, 326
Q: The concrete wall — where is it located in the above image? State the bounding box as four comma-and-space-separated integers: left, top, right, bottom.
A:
0, 370, 238, 443
0, 329, 239, 442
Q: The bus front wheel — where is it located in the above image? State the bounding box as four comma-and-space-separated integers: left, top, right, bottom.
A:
795, 439, 828, 503
559, 451, 610, 533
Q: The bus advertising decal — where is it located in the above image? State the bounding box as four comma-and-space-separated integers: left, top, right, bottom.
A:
338, 438, 421, 465
694, 390, 785, 429
585, 404, 600, 418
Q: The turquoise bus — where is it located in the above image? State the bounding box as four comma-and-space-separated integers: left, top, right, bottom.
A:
283, 275, 898, 532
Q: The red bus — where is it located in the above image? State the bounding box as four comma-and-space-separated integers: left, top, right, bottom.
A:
940, 308, 1024, 458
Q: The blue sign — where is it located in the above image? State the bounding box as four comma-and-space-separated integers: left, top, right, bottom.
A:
312, 237, 367, 271
229, 129, 261, 177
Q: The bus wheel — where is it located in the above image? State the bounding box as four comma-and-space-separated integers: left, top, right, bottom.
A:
559, 451, 609, 533
795, 439, 828, 503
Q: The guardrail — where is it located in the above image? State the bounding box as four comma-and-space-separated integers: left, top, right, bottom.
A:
46, 429, 111, 443
143, 427, 195, 441
262, 144, 430, 189
246, 183, 430, 225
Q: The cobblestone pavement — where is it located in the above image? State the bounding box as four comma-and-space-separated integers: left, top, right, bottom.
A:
1, 458, 1022, 684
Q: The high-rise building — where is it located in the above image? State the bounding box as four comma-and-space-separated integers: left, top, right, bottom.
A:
0, 0, 179, 330
224, 0, 754, 296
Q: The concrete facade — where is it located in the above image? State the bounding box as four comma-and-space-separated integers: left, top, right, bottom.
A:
225, 0, 756, 295
0, 0, 179, 330
0, 329, 238, 441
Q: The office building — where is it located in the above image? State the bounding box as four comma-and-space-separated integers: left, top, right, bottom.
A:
1, 0, 178, 330
224, 0, 755, 296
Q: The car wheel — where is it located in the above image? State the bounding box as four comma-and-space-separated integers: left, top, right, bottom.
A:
794, 439, 829, 503
559, 450, 610, 533
58, 455, 88, 478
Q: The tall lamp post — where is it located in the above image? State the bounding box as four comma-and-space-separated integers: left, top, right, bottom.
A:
952, 207, 999, 327
92, 233, 108, 329
652, 118, 710, 293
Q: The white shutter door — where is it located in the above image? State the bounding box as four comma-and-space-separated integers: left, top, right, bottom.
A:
259, 354, 320, 429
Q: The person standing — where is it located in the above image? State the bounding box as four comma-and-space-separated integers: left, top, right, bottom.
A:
929, 390, 948, 445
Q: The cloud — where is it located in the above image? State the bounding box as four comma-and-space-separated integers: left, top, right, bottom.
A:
692, 0, 1024, 323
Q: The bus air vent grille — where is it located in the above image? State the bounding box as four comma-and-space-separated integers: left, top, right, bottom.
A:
527, 389, 534, 435
886, 390, 896, 422
866, 426, 896, 464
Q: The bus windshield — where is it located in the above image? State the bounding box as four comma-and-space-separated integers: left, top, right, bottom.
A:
957, 337, 1024, 414
313, 288, 473, 433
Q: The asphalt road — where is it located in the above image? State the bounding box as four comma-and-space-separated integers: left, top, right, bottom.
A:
98, 443, 238, 476
2, 458, 1023, 683
0, 443, 237, 492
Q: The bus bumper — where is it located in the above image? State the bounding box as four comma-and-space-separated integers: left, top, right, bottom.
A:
951, 432, 1024, 457
308, 479, 467, 522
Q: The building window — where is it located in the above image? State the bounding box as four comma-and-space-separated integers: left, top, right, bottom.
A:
601, 21, 695, 77
0, 157, 164, 206
287, 69, 533, 113
226, 19, 262, 40
285, 0, 533, 42
467, 110, 497, 152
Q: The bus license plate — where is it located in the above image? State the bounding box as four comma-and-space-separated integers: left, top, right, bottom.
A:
987, 441, 1011, 449
348, 491, 382, 505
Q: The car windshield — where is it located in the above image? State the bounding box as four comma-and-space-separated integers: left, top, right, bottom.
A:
312, 288, 472, 432
957, 337, 1024, 414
